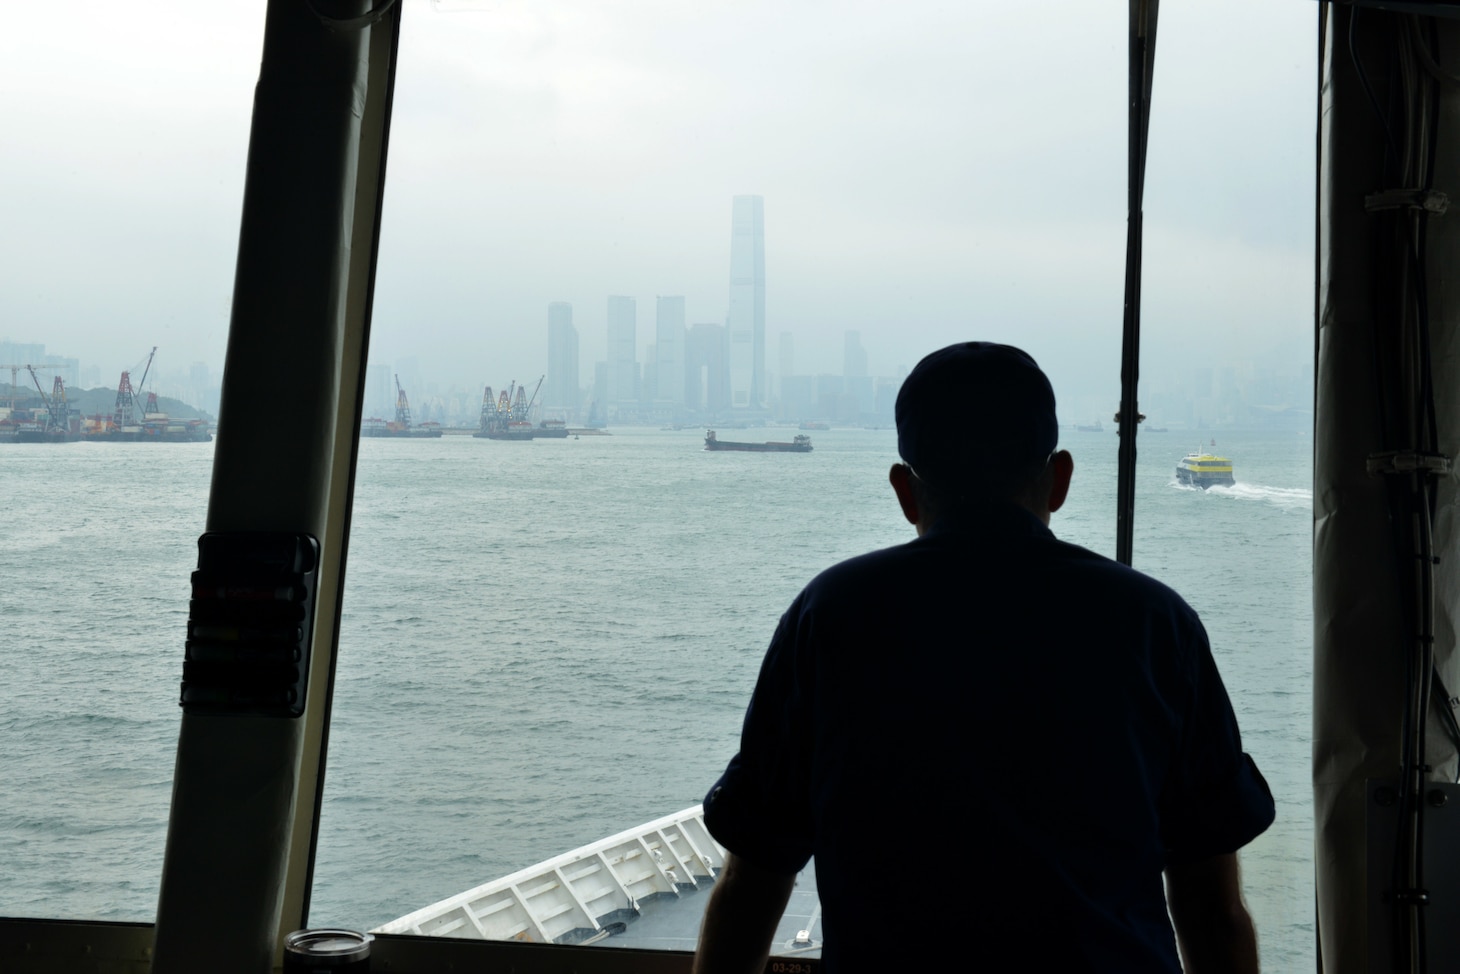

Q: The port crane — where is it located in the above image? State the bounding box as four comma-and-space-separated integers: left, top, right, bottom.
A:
393, 374, 413, 428
113, 346, 157, 429
25, 365, 69, 433
521, 375, 544, 421
479, 384, 503, 429
478, 376, 544, 436
3, 362, 62, 411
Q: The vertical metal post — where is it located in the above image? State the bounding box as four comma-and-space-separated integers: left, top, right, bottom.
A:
1116, 0, 1158, 567
151, 2, 399, 971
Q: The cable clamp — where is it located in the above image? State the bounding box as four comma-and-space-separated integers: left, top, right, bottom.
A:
1364, 189, 1450, 215
1366, 451, 1452, 477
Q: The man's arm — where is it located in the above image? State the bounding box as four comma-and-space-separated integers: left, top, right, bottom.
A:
1165, 852, 1259, 974
691, 851, 798, 974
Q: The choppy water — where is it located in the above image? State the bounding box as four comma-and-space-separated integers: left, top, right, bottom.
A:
0, 427, 1314, 968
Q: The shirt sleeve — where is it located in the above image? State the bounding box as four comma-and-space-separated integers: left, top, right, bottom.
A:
1160, 616, 1276, 864
702, 604, 816, 875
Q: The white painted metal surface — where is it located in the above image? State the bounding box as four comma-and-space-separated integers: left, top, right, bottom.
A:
375, 806, 724, 944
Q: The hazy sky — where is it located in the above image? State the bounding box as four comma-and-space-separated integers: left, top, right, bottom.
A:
1, 1, 1314, 419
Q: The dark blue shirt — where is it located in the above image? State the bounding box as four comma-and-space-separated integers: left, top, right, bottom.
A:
703, 505, 1274, 972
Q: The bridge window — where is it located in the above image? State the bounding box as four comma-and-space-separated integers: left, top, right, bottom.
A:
0, 1, 1315, 966
0, 2, 263, 921
314, 0, 1316, 967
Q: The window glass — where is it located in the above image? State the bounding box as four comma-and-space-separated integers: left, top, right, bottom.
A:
1136, 5, 1315, 970
0, 3, 262, 919
316, 1, 1313, 968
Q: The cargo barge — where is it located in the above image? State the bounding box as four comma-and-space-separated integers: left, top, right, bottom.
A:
475, 378, 560, 441
361, 422, 442, 438
704, 430, 812, 453
90, 420, 211, 442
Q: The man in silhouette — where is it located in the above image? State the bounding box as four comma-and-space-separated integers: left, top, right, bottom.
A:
691, 342, 1274, 973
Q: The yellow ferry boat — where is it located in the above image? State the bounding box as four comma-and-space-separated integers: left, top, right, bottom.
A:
1175, 451, 1235, 488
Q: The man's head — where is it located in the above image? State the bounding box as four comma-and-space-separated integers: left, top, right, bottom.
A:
890, 341, 1073, 530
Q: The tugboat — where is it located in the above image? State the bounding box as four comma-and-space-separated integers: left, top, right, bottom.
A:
704, 430, 812, 453
1176, 450, 1235, 488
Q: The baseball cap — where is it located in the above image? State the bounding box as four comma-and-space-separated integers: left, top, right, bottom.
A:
895, 342, 1058, 493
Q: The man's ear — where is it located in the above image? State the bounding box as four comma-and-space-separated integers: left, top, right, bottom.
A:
889, 463, 920, 526
1046, 450, 1074, 514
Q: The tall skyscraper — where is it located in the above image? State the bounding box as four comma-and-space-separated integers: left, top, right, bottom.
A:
655, 296, 686, 405
686, 323, 729, 413
727, 195, 765, 409
606, 295, 637, 411
545, 302, 578, 418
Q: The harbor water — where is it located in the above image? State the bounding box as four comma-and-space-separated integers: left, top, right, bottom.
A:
0, 427, 1314, 968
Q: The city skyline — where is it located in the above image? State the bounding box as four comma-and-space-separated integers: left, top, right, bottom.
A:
3, 314, 1313, 432
4, 1, 1314, 430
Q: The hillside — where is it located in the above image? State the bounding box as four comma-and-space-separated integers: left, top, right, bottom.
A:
1, 384, 210, 422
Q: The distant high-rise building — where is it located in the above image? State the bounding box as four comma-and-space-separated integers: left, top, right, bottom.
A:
816, 374, 850, 422
727, 195, 765, 409
642, 344, 658, 402
545, 302, 579, 418
780, 374, 815, 422
591, 361, 610, 425
686, 323, 729, 413
874, 377, 901, 422
778, 332, 794, 398
607, 296, 637, 412
844, 330, 868, 378
656, 296, 686, 405
847, 375, 874, 418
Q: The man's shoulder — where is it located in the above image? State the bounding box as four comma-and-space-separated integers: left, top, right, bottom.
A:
797, 528, 1201, 629
798, 536, 926, 594
1044, 535, 1200, 615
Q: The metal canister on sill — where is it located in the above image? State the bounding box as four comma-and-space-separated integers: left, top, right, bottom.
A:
283, 928, 373, 973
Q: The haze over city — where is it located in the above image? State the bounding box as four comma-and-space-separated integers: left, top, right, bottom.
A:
2, 0, 1313, 428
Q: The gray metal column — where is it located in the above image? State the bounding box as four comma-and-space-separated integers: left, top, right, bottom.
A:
152, 1, 398, 971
